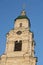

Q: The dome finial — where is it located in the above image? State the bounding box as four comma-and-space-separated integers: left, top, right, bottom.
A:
21, 10, 26, 16
21, 3, 26, 16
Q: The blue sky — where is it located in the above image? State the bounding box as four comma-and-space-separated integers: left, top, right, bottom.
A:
0, 0, 43, 65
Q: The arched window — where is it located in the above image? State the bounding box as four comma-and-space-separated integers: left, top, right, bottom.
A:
14, 40, 22, 51
20, 23, 22, 27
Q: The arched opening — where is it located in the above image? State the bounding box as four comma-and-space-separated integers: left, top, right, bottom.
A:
14, 40, 22, 51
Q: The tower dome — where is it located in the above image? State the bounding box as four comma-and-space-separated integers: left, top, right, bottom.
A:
15, 10, 30, 22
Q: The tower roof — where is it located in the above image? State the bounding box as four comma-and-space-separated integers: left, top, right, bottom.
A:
15, 10, 30, 21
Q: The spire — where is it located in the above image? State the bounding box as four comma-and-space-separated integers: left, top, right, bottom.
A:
21, 3, 26, 16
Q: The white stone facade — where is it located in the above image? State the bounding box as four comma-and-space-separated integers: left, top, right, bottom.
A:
0, 10, 37, 65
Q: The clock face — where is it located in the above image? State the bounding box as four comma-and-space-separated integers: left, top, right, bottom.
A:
16, 31, 22, 35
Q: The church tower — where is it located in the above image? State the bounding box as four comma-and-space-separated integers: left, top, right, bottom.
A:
0, 10, 37, 65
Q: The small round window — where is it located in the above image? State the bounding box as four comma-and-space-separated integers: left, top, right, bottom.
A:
16, 31, 22, 35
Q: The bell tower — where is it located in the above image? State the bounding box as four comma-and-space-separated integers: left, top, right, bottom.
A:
0, 10, 37, 65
